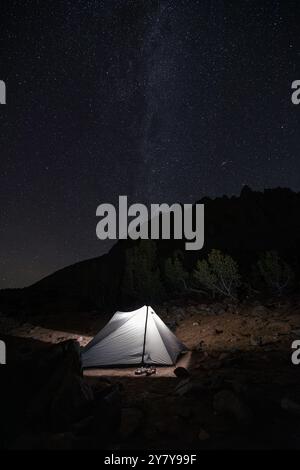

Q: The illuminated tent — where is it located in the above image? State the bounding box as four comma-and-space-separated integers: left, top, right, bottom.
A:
82, 305, 187, 367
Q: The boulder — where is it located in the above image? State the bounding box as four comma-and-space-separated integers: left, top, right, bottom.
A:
50, 374, 94, 430
75, 384, 122, 443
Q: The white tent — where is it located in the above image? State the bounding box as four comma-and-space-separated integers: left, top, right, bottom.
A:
82, 305, 187, 367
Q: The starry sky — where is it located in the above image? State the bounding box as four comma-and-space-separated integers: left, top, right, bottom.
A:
1, 0, 300, 288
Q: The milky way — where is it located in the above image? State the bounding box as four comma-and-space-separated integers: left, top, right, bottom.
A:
1, 0, 300, 288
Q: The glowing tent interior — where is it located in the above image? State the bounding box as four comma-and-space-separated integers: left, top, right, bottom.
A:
82, 305, 187, 367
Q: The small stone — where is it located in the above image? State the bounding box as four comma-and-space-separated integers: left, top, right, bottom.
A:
194, 340, 205, 351
250, 335, 262, 346
252, 305, 267, 315
215, 328, 223, 335
269, 322, 290, 335
212, 303, 226, 315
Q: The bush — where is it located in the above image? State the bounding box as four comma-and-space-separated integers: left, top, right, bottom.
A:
193, 249, 240, 299
164, 251, 188, 292
257, 251, 294, 296
121, 240, 164, 303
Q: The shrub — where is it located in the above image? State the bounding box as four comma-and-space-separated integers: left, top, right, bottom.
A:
193, 249, 240, 299
164, 251, 188, 292
257, 251, 293, 296
121, 240, 164, 302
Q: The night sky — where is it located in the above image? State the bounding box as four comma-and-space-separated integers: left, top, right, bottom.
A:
1, 0, 300, 288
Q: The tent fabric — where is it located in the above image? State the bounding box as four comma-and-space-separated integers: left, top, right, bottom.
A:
82, 305, 187, 367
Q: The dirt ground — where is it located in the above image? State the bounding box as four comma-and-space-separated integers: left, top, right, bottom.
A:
3, 300, 300, 449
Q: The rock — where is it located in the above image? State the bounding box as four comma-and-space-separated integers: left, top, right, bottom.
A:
212, 303, 226, 315
92, 378, 112, 394
198, 428, 210, 441
204, 375, 224, 390
260, 335, 278, 346
269, 322, 290, 335
186, 306, 197, 316
252, 305, 267, 316
198, 304, 210, 311
175, 379, 193, 396
75, 384, 122, 442
166, 320, 178, 331
174, 307, 185, 321
251, 334, 277, 347
120, 408, 143, 439
26, 340, 85, 426
227, 303, 239, 314
194, 341, 205, 351
193, 354, 207, 368
202, 359, 222, 370
250, 335, 262, 346
175, 379, 203, 396
218, 352, 230, 362
174, 366, 190, 378
213, 390, 251, 424
50, 374, 94, 429
215, 328, 223, 335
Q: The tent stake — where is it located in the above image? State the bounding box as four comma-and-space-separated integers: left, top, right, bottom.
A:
141, 305, 149, 366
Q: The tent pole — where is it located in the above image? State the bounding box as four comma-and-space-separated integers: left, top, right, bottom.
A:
141, 305, 149, 366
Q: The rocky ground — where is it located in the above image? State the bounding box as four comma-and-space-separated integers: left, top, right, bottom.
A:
1, 298, 300, 449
